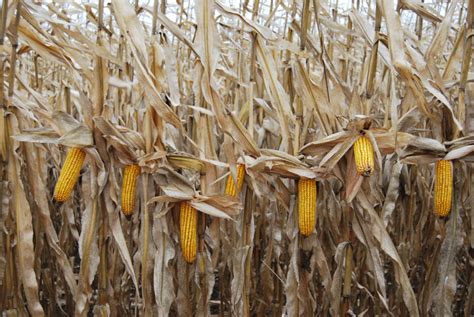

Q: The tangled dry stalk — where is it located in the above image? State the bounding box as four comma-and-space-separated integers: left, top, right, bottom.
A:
0, 0, 473, 316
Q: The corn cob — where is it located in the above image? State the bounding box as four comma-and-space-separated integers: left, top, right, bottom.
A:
225, 164, 246, 197
298, 178, 317, 236
434, 160, 453, 217
121, 164, 141, 217
353, 135, 375, 176
179, 201, 198, 263
54, 147, 86, 202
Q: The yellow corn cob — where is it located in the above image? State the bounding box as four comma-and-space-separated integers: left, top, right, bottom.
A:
298, 178, 317, 236
434, 160, 453, 217
179, 201, 198, 263
54, 147, 86, 202
121, 164, 141, 217
225, 164, 246, 198
353, 135, 375, 176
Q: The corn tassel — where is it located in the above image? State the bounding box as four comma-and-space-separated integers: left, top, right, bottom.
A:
434, 160, 453, 217
353, 135, 375, 176
179, 201, 198, 263
225, 164, 246, 197
298, 178, 317, 236
121, 164, 141, 216
54, 147, 86, 202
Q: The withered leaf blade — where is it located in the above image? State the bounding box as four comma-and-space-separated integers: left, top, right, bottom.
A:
167, 153, 205, 172
57, 124, 93, 147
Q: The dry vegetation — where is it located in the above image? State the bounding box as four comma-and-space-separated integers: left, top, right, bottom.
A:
0, 0, 473, 316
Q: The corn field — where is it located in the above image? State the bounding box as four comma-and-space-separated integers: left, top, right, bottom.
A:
0, 0, 473, 315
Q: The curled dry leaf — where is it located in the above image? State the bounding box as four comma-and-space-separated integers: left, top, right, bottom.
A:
190, 194, 241, 219
167, 153, 205, 172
